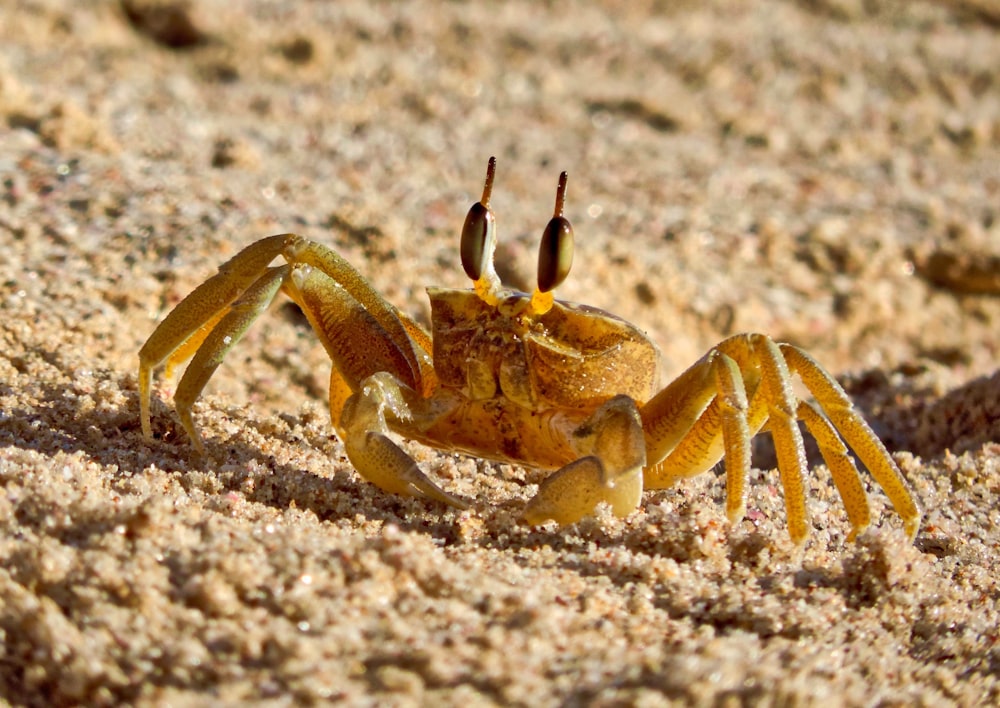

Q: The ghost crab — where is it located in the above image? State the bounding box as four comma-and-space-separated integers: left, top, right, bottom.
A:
138, 157, 920, 544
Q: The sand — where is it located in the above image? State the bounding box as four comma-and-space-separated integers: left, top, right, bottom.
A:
1, 0, 999, 705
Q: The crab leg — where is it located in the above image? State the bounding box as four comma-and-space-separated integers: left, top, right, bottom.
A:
641, 334, 813, 542
173, 266, 290, 453
284, 237, 434, 394
140, 233, 436, 431
139, 235, 291, 438
522, 395, 646, 525
336, 372, 467, 508
642, 349, 763, 526
740, 335, 811, 544
780, 345, 920, 540
639, 354, 720, 466
639, 333, 920, 544
276, 264, 463, 508
794, 400, 871, 539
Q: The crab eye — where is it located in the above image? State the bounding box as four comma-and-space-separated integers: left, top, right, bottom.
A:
537, 217, 574, 293
460, 202, 494, 281
460, 157, 497, 281
536, 171, 574, 293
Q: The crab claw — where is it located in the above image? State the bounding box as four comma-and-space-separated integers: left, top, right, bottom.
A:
522, 395, 646, 526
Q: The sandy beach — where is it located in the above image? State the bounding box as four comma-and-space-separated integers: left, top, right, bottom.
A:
1, 1, 999, 704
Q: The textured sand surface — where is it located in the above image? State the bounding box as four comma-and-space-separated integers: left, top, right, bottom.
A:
1, 1, 999, 705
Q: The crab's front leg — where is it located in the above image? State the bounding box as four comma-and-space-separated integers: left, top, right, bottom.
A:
333, 371, 467, 509
284, 259, 465, 510
522, 395, 647, 526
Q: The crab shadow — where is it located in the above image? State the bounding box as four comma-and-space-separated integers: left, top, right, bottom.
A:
3, 363, 972, 603
0, 376, 462, 535
484, 502, 944, 645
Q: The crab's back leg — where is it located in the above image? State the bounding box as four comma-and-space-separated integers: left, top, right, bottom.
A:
642, 334, 812, 543
640, 334, 919, 544
522, 395, 647, 526
139, 235, 291, 438
795, 400, 872, 540
639, 355, 720, 466
284, 238, 435, 396
738, 336, 811, 543
642, 346, 768, 528
172, 265, 291, 454
780, 345, 921, 541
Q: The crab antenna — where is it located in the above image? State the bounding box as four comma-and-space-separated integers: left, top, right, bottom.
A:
553, 170, 567, 217
460, 157, 502, 305
481, 155, 496, 207
531, 170, 574, 315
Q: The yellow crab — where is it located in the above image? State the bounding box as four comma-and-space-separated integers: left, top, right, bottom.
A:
138, 157, 920, 544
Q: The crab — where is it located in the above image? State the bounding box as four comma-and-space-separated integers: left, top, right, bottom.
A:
138, 157, 920, 544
